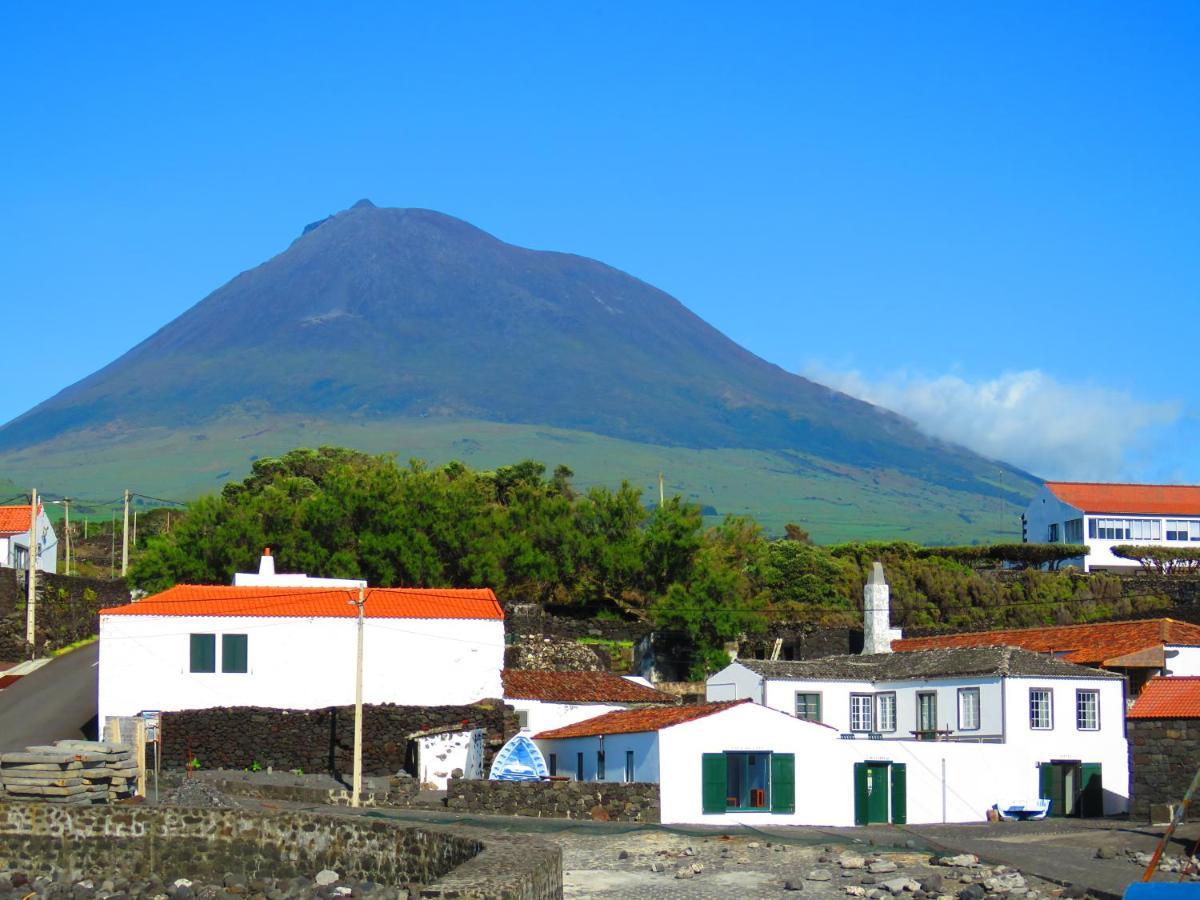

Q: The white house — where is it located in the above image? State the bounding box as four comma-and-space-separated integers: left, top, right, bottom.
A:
895, 617, 1200, 698
502, 669, 676, 734
1023, 481, 1200, 571
98, 559, 505, 727
534, 698, 1128, 825
0, 504, 57, 574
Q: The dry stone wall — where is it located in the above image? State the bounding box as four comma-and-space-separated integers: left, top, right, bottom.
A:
447, 778, 661, 822
160, 702, 516, 776
0, 802, 562, 899
1128, 718, 1200, 820
0, 572, 129, 661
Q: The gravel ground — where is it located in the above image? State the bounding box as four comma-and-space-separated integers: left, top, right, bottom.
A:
542, 830, 1072, 900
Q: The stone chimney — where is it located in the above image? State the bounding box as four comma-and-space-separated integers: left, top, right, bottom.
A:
258, 548, 275, 577
862, 561, 902, 654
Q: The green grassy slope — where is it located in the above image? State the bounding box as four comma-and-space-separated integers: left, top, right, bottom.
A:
0, 416, 1029, 543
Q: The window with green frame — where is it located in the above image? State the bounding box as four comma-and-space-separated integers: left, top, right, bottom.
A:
221, 634, 248, 673
189, 634, 216, 673
702, 752, 795, 815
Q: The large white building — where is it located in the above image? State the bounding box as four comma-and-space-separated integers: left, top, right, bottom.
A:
1024, 481, 1200, 571
98, 556, 505, 727
534, 698, 1128, 825
0, 504, 57, 574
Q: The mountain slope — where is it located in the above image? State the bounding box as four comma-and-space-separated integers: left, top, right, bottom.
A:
0, 201, 1037, 538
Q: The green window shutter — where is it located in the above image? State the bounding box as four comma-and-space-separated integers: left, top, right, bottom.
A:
770, 753, 795, 813
222, 634, 248, 673
1038, 762, 1055, 801
854, 763, 869, 826
890, 763, 907, 824
189, 634, 215, 673
702, 753, 728, 814
1080, 763, 1103, 817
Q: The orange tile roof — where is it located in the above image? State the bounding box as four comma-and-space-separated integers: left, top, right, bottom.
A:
535, 700, 748, 739
0, 505, 32, 535
1045, 482, 1200, 516
502, 670, 675, 704
894, 618, 1200, 666
100, 584, 503, 620
1128, 677, 1200, 719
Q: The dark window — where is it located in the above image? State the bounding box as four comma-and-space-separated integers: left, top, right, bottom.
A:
597, 750, 605, 781
576, 752, 584, 781
221, 634, 248, 673
1047, 523, 1059, 542
917, 692, 938, 735
625, 750, 635, 782
725, 752, 771, 810
189, 634, 216, 673
548, 753, 557, 776
795, 692, 822, 722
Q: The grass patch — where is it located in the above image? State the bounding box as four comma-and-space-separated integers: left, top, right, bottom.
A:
50, 635, 98, 657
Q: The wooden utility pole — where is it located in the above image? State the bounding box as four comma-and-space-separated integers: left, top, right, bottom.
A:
63, 498, 71, 577
133, 510, 138, 551
121, 489, 130, 577
110, 512, 116, 577
658, 472, 665, 508
350, 584, 366, 808
25, 488, 37, 649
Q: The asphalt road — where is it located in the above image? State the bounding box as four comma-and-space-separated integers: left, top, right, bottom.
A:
0, 641, 98, 751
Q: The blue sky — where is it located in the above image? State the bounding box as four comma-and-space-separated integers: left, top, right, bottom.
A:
2, 3, 1197, 482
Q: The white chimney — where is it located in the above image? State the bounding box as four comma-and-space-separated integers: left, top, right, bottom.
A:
258, 548, 276, 577
862, 561, 903, 654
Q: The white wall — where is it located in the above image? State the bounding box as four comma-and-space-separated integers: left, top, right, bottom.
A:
1165, 647, 1200, 676
1024, 486, 1085, 565
98, 613, 504, 725
534, 731, 660, 783
511, 698, 627, 735
706, 662, 764, 702
1001, 676, 1128, 815
417, 729, 484, 789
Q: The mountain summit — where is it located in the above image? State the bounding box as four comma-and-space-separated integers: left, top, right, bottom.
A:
0, 202, 1035, 538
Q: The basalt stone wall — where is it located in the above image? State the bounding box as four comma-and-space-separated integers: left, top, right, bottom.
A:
447, 778, 661, 823
1128, 718, 1200, 820
0, 802, 562, 899
738, 625, 861, 661
161, 702, 516, 776
0, 572, 129, 661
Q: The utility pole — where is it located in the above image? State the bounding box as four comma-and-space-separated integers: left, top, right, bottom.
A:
350, 585, 366, 808
658, 472, 665, 508
110, 512, 116, 577
121, 489, 130, 577
63, 498, 71, 577
25, 488, 37, 649
133, 510, 138, 551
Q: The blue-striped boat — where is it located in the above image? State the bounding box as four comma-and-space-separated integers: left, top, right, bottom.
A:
489, 734, 549, 781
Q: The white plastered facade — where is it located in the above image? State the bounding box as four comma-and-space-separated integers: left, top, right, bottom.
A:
98, 613, 504, 727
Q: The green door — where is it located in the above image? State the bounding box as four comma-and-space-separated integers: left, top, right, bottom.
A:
1039, 763, 1063, 817
890, 763, 907, 824
1079, 764, 1103, 818
854, 762, 891, 824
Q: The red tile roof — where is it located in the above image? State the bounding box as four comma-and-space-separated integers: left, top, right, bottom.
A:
502, 670, 675, 704
100, 584, 503, 620
1128, 677, 1200, 719
894, 618, 1200, 666
535, 700, 748, 739
0, 505, 32, 535
1045, 482, 1200, 516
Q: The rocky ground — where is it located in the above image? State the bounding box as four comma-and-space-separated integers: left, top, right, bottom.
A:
546, 829, 1085, 900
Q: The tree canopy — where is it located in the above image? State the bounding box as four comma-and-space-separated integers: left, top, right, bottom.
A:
132, 446, 1175, 676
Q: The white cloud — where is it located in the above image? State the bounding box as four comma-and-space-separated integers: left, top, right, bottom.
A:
804, 366, 1181, 481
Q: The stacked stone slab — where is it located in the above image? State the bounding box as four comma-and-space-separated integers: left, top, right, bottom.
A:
0, 740, 137, 804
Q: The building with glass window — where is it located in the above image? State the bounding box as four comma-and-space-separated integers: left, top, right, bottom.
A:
97, 568, 505, 730
1023, 481, 1200, 571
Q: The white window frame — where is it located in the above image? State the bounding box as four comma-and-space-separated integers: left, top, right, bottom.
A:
958, 687, 981, 731
874, 692, 896, 733
1076, 689, 1100, 731
1029, 688, 1053, 730
849, 694, 874, 732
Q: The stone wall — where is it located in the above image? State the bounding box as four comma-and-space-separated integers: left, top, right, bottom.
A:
447, 778, 661, 823
0, 802, 561, 899
160, 702, 516, 777
1128, 718, 1200, 820
0, 572, 129, 661
737, 625, 861, 661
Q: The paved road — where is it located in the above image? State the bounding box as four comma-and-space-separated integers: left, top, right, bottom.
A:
0, 641, 98, 751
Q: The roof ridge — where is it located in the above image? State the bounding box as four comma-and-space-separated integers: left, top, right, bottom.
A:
1045, 480, 1200, 488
